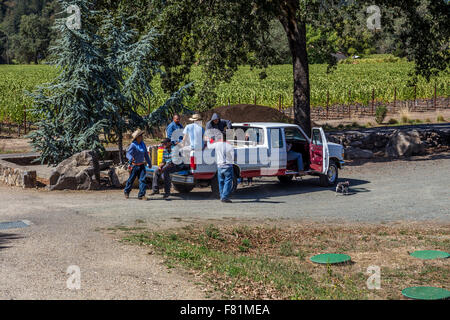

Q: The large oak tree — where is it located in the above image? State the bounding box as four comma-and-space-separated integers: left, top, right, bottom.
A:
103, 0, 449, 135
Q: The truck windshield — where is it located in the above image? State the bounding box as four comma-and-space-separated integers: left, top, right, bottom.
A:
284, 127, 307, 142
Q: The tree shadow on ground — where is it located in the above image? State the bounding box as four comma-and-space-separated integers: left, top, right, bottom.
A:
167, 177, 370, 203
0, 232, 23, 251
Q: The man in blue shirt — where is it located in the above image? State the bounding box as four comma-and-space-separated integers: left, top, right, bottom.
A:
166, 114, 184, 145
124, 129, 152, 200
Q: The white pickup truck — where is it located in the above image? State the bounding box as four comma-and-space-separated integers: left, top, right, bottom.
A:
147, 123, 345, 197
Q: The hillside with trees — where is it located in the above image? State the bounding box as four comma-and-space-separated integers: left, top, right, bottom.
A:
0, 0, 58, 63
0, 0, 434, 65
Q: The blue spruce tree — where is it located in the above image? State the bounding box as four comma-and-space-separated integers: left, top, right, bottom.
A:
28, 0, 114, 165
29, 0, 193, 165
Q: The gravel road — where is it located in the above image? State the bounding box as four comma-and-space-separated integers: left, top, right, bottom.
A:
0, 154, 449, 299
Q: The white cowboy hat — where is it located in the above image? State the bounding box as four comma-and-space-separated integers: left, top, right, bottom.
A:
132, 129, 145, 140
189, 113, 202, 122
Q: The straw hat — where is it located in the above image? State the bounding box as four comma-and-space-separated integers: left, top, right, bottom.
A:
132, 129, 145, 140
189, 113, 202, 122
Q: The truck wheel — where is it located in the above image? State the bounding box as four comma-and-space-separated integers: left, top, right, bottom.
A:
319, 162, 339, 187
210, 170, 238, 199
173, 183, 195, 194
277, 175, 294, 184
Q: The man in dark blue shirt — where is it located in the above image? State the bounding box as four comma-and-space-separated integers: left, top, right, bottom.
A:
124, 129, 152, 200
166, 114, 184, 145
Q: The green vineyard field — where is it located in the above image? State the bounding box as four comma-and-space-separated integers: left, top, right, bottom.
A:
1, 57, 449, 124
0, 65, 58, 124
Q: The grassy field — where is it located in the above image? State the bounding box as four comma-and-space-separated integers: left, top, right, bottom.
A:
116, 222, 450, 300
0, 55, 449, 124
0, 65, 58, 123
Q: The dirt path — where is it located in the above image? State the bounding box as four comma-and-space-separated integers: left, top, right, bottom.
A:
0, 154, 449, 299
0, 202, 208, 299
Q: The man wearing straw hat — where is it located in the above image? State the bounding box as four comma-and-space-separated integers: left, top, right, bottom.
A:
181, 113, 205, 151
124, 129, 152, 200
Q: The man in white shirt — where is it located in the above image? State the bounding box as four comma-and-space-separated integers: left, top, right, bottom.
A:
181, 113, 205, 151
212, 138, 235, 203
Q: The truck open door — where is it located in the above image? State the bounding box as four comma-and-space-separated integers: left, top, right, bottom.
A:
309, 127, 329, 174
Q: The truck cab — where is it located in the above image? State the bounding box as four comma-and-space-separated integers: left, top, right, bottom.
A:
229, 123, 345, 186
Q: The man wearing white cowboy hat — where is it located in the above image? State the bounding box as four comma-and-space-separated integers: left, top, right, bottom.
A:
124, 129, 152, 200
181, 113, 205, 151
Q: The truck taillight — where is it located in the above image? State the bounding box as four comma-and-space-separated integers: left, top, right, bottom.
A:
190, 155, 196, 170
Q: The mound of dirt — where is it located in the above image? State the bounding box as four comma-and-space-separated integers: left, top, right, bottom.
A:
182, 104, 294, 124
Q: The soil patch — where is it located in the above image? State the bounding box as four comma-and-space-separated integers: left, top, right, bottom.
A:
182, 104, 294, 124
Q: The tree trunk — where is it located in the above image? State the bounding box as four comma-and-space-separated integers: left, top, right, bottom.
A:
118, 132, 125, 165
278, 1, 311, 136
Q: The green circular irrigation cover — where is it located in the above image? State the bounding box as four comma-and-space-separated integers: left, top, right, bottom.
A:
410, 250, 450, 260
310, 253, 351, 265
402, 287, 450, 300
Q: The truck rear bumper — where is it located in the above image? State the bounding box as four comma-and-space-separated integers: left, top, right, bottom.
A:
145, 166, 195, 185
171, 174, 195, 185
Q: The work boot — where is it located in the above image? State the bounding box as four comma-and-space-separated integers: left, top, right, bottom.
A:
124, 192, 129, 199
163, 194, 170, 199
138, 196, 147, 201
221, 199, 232, 203
150, 190, 159, 196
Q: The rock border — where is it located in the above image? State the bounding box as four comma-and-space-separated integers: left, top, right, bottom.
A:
0, 159, 37, 188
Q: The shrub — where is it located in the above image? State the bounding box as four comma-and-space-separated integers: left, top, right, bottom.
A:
239, 238, 252, 252
205, 225, 223, 241
388, 118, 398, 125
375, 105, 387, 124
437, 115, 446, 122
401, 115, 410, 124
399, 107, 411, 124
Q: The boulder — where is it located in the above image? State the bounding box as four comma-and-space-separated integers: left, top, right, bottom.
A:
386, 130, 425, 158
49, 150, 100, 191
108, 165, 138, 188
344, 147, 374, 160
350, 141, 363, 148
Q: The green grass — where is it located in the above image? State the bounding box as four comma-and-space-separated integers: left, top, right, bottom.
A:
123, 231, 366, 300
0, 149, 26, 155
118, 223, 450, 300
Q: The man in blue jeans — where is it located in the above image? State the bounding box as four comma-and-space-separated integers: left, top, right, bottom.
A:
211, 138, 234, 203
124, 129, 152, 200
287, 143, 304, 172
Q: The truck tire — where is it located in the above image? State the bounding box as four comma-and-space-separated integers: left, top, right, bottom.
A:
210, 169, 238, 199
277, 175, 294, 184
319, 162, 339, 187
173, 183, 195, 194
